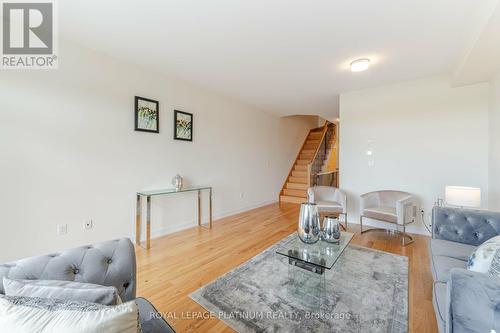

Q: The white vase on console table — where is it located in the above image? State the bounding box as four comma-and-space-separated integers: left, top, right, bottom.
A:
172, 174, 183, 191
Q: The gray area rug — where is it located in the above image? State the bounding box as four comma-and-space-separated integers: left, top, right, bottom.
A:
190, 233, 408, 333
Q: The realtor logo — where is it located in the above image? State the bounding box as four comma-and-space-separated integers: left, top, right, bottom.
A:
1, 0, 57, 69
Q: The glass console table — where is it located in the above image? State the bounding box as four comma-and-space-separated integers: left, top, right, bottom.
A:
136, 186, 212, 249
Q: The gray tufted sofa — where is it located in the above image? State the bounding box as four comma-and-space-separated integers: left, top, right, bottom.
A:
430, 206, 500, 333
0, 238, 175, 333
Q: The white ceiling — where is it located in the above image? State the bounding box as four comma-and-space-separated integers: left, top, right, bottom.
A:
60, 0, 498, 119
453, 0, 500, 86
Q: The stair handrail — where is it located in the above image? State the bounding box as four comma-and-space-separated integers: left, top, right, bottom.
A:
307, 121, 332, 187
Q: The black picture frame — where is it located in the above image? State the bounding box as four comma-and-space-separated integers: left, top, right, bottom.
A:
174, 110, 193, 141
135, 96, 159, 133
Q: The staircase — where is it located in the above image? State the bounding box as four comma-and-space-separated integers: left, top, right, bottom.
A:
279, 122, 336, 204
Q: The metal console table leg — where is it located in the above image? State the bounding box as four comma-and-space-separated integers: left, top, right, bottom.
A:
209, 188, 213, 229
135, 195, 141, 246
135, 186, 213, 250
135, 194, 152, 250
199, 188, 213, 229
146, 196, 151, 250
198, 190, 202, 227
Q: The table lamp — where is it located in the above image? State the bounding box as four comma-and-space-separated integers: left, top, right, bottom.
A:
445, 186, 481, 208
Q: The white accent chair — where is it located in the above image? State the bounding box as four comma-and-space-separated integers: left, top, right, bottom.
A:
307, 186, 347, 230
360, 190, 416, 246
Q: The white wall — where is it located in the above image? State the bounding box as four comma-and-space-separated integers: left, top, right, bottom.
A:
0, 40, 317, 262
340, 76, 489, 234
490, 70, 500, 210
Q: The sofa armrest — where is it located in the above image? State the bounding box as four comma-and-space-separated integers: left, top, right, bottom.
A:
447, 268, 500, 333
136, 297, 176, 333
432, 206, 500, 246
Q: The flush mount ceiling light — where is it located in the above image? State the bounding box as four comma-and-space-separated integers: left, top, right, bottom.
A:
350, 58, 370, 72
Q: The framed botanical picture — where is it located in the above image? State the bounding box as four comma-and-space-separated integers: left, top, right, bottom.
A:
135, 96, 159, 133
174, 110, 193, 141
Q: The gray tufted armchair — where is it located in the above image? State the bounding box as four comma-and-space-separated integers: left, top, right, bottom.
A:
0, 238, 175, 333
360, 190, 417, 246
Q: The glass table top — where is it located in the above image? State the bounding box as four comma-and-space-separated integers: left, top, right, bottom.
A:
276, 232, 354, 270
137, 186, 211, 196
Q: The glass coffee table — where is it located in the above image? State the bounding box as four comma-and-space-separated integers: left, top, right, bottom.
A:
276, 232, 354, 310
276, 231, 354, 274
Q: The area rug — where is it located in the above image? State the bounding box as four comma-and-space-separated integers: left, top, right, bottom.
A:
190, 233, 408, 333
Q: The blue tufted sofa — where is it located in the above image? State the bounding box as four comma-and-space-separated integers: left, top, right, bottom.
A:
0, 238, 175, 333
430, 206, 500, 333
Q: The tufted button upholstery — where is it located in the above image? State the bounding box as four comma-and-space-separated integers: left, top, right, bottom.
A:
0, 238, 136, 302
433, 207, 500, 246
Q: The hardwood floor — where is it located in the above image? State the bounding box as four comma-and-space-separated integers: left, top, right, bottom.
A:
136, 203, 437, 333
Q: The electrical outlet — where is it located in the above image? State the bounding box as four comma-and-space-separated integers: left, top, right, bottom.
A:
57, 224, 67, 236
84, 219, 93, 230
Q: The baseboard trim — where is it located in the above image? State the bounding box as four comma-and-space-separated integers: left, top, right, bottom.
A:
137, 199, 278, 242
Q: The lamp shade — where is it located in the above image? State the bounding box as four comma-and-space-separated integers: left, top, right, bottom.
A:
445, 186, 481, 208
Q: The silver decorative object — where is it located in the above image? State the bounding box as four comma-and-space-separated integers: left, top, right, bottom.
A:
322, 216, 341, 243
171, 174, 183, 191
298, 202, 321, 244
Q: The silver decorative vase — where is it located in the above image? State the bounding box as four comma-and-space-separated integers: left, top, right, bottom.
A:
321, 216, 341, 243
298, 203, 321, 244
171, 174, 183, 191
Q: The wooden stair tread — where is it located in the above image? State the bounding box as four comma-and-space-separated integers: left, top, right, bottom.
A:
280, 195, 306, 204
287, 182, 308, 190
283, 189, 307, 197
289, 176, 307, 184
292, 170, 307, 177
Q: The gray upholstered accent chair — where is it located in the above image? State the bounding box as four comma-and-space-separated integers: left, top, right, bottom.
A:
430, 206, 500, 333
0, 238, 175, 333
308, 186, 347, 229
359, 190, 416, 246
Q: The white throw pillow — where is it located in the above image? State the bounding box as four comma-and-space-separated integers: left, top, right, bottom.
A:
0, 295, 140, 333
467, 235, 500, 277
3, 278, 122, 305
